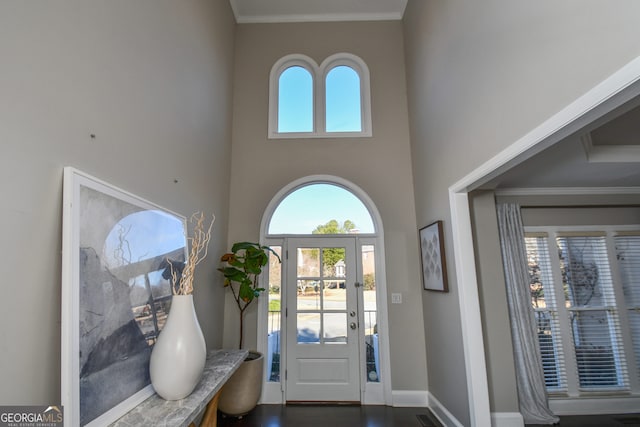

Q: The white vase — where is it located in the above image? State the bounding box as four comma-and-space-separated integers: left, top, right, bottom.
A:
149, 294, 206, 400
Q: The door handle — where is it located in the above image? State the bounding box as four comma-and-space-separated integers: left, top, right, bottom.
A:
350, 311, 356, 317
350, 322, 357, 330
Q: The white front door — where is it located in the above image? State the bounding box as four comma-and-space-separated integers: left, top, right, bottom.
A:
285, 237, 361, 402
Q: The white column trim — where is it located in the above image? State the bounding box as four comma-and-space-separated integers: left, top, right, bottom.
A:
449, 191, 491, 427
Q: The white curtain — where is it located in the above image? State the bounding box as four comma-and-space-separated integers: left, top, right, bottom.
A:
496, 203, 559, 425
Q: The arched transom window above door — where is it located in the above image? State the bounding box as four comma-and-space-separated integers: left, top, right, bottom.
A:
268, 53, 372, 139
267, 183, 375, 235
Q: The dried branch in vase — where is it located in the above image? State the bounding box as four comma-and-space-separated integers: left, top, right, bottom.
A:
168, 212, 215, 295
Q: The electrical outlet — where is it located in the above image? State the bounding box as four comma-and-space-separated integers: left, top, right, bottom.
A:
391, 293, 402, 304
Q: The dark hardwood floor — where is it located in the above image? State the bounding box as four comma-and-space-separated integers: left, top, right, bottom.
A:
217, 405, 640, 427
527, 413, 640, 427
217, 405, 442, 427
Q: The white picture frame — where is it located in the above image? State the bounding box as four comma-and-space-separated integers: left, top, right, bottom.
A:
61, 167, 187, 426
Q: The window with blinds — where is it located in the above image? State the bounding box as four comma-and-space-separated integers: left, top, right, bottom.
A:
557, 235, 627, 390
615, 234, 640, 381
525, 235, 567, 392
524, 228, 640, 397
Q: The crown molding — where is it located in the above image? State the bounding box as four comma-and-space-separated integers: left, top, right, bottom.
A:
229, 0, 407, 24
494, 187, 640, 196
235, 12, 404, 24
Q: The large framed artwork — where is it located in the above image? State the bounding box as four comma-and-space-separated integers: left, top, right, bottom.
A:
61, 167, 187, 426
419, 221, 449, 292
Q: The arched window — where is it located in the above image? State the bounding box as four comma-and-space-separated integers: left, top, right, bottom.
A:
267, 183, 375, 235
269, 53, 371, 138
259, 176, 391, 405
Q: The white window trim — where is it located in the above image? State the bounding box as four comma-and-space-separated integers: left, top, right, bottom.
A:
268, 54, 318, 137
268, 53, 372, 139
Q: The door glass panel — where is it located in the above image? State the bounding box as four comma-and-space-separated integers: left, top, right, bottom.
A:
267, 246, 282, 382
322, 247, 347, 311
295, 244, 352, 345
323, 313, 347, 344
297, 280, 321, 310
323, 280, 346, 311
362, 244, 380, 382
298, 313, 320, 344
298, 248, 320, 276
322, 247, 346, 277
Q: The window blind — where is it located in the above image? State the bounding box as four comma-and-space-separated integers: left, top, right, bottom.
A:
615, 235, 640, 380
557, 236, 628, 390
525, 235, 567, 392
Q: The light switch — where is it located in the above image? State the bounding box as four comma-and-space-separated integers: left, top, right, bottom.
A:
391, 293, 402, 304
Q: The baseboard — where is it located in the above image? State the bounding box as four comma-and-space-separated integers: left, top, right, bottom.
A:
427, 392, 464, 427
491, 412, 524, 427
549, 396, 640, 415
391, 390, 429, 407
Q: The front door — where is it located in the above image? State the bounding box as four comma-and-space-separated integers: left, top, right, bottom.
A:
285, 237, 361, 402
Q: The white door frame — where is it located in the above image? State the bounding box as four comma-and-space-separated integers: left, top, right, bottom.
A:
258, 175, 392, 405
448, 56, 640, 426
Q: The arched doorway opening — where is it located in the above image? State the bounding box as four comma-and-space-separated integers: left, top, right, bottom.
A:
258, 175, 391, 405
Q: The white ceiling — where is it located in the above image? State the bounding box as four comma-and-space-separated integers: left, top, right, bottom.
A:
229, 0, 408, 23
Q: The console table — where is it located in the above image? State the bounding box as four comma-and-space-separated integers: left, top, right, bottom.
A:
109, 349, 248, 427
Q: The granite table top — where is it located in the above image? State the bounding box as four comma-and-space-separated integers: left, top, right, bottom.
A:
109, 349, 248, 427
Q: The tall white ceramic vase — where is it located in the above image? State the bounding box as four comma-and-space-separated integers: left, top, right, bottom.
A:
149, 294, 206, 400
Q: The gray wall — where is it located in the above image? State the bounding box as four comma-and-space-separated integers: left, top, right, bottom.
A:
226, 21, 428, 393
0, 0, 236, 404
403, 0, 640, 424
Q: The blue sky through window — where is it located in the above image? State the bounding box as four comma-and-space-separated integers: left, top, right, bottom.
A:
278, 66, 313, 132
269, 184, 375, 235
277, 64, 362, 134
326, 66, 361, 132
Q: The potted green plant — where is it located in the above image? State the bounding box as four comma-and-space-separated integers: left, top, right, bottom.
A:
217, 241, 280, 417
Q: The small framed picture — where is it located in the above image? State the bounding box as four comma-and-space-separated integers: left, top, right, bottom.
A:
419, 221, 449, 292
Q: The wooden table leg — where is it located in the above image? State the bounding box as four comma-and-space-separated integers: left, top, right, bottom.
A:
199, 389, 222, 427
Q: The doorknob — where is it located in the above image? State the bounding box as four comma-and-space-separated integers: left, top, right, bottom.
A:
350, 322, 357, 330
350, 311, 356, 317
